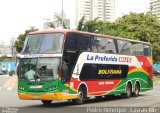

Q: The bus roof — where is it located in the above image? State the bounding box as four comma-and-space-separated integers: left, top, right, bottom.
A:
28, 29, 151, 45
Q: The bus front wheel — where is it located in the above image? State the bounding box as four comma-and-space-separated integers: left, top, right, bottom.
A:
72, 88, 85, 105
41, 100, 52, 105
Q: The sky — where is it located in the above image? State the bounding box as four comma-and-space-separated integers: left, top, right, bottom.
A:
0, 0, 150, 45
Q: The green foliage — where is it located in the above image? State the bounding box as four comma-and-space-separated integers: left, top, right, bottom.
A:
48, 22, 55, 28
49, 15, 69, 29
77, 12, 160, 63
77, 16, 85, 30
14, 27, 38, 53
116, 12, 160, 63
77, 17, 100, 33
116, 13, 159, 40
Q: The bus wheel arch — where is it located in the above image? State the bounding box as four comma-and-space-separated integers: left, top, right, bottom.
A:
125, 81, 132, 98
72, 83, 87, 104
133, 81, 140, 97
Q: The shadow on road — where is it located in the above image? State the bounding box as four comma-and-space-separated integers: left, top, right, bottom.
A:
25, 94, 146, 108
4, 94, 147, 113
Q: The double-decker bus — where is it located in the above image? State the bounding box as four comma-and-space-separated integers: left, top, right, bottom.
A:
17, 29, 153, 105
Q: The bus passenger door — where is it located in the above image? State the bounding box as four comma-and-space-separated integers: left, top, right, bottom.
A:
62, 33, 79, 83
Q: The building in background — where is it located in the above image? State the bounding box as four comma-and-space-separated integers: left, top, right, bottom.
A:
0, 45, 14, 58
150, 0, 160, 21
43, 12, 70, 29
75, 0, 115, 26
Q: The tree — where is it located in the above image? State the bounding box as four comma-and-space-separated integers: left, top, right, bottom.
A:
77, 17, 100, 33
76, 12, 160, 63
115, 13, 159, 40
49, 14, 69, 29
83, 18, 100, 32
14, 27, 38, 53
115, 12, 160, 62
77, 16, 85, 31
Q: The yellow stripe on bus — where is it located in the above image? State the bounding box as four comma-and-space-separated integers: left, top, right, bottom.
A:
128, 68, 149, 76
18, 92, 77, 100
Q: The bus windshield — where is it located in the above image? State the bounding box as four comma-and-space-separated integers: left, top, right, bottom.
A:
17, 58, 60, 82
22, 33, 64, 54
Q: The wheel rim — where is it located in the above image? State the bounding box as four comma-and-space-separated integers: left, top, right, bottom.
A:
135, 84, 139, 95
126, 85, 131, 97
78, 91, 83, 102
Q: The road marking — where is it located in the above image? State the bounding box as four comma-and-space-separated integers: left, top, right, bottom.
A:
7, 87, 13, 91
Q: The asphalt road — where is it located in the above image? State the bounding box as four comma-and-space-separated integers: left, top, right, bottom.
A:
0, 75, 160, 113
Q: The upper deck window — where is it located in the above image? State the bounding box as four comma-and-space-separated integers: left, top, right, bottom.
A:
64, 33, 117, 53
22, 33, 64, 54
117, 40, 150, 56
144, 44, 151, 56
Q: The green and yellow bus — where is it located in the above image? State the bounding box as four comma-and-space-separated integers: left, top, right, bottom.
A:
17, 29, 153, 105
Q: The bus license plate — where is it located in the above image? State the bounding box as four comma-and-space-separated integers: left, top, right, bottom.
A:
30, 85, 42, 88
33, 96, 40, 99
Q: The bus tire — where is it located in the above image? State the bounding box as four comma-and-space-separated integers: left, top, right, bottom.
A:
72, 88, 85, 105
133, 82, 140, 97
125, 83, 132, 98
41, 100, 52, 105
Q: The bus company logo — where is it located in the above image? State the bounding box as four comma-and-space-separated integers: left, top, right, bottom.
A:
87, 54, 117, 62
119, 57, 132, 63
98, 69, 122, 75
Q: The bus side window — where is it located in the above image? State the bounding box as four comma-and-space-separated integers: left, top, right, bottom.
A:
92, 38, 101, 52
123, 44, 131, 55
131, 43, 144, 56
117, 40, 131, 55
90, 36, 116, 53
79, 34, 91, 51
98, 37, 107, 52
144, 44, 151, 56
105, 39, 116, 54
64, 33, 78, 50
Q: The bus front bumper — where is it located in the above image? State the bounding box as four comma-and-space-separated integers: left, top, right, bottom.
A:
18, 92, 77, 100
